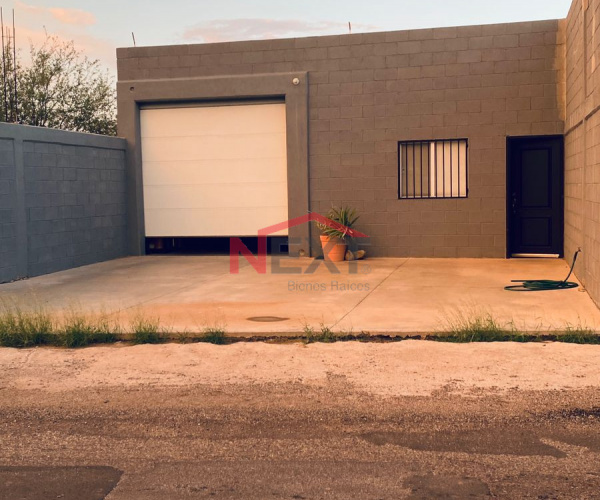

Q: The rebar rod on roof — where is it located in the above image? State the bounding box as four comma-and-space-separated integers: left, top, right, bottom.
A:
0, 9, 9, 122
12, 9, 17, 123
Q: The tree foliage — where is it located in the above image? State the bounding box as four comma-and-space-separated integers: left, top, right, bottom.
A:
0, 35, 116, 135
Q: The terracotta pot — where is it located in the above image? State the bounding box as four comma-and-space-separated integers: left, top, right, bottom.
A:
320, 235, 347, 262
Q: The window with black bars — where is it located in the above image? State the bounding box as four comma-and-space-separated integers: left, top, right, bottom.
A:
398, 139, 469, 199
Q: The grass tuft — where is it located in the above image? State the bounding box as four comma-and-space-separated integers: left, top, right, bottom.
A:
130, 315, 163, 345
200, 328, 228, 345
557, 322, 600, 345
0, 305, 53, 347
438, 311, 520, 343
302, 323, 338, 344
59, 312, 118, 348
433, 310, 600, 344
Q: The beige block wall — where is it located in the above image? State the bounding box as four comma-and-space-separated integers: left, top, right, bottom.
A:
565, 0, 600, 307
118, 20, 564, 258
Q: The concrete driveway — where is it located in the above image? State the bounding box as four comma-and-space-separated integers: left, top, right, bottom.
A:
0, 256, 599, 334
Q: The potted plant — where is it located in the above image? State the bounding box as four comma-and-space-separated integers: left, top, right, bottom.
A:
316, 206, 360, 262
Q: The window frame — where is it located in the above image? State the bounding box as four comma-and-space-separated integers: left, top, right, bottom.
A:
397, 138, 469, 200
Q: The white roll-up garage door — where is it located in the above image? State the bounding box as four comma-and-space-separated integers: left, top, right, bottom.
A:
140, 103, 288, 237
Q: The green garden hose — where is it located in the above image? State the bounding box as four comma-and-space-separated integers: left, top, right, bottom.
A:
505, 250, 581, 292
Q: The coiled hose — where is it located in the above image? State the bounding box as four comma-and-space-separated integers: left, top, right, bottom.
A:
505, 250, 581, 292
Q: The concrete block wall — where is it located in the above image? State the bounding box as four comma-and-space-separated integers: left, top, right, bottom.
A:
0, 123, 128, 283
564, 0, 600, 307
0, 138, 17, 283
117, 20, 564, 257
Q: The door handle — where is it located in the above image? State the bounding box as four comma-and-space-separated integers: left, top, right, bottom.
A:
512, 193, 517, 215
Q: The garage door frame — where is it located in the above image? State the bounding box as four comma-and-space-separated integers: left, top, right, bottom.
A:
117, 72, 310, 257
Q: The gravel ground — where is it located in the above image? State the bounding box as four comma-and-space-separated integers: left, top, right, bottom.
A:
0, 341, 599, 499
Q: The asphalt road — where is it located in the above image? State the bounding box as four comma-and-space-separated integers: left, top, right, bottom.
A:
1, 381, 600, 499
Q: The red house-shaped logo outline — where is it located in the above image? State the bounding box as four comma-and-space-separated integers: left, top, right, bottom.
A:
230, 213, 368, 274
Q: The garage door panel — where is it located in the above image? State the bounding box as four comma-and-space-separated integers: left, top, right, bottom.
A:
141, 134, 287, 162
142, 158, 288, 186
141, 104, 286, 137
141, 103, 288, 238
144, 183, 288, 210
145, 207, 288, 237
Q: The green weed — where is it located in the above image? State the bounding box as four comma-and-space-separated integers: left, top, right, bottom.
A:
557, 321, 600, 344
200, 328, 228, 345
0, 304, 53, 347
302, 323, 338, 344
59, 312, 118, 348
130, 315, 163, 344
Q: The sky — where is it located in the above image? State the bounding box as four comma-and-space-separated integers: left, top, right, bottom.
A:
2, 0, 572, 74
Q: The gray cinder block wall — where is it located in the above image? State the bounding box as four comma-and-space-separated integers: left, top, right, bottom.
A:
117, 19, 565, 258
0, 123, 128, 283
0, 138, 17, 283
564, 0, 600, 307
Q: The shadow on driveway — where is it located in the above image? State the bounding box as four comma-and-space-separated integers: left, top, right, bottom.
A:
0, 466, 122, 500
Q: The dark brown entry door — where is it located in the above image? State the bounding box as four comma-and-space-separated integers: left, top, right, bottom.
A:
507, 136, 564, 256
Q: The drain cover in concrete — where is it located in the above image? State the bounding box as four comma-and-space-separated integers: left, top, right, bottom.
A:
247, 316, 289, 322
0, 466, 122, 500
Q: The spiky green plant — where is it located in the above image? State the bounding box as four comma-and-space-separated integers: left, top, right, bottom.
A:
316, 206, 360, 242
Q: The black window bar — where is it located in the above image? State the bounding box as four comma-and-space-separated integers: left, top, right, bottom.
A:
398, 139, 469, 199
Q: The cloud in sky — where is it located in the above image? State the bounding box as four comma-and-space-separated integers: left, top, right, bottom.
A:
48, 7, 95, 26
15, 1, 96, 26
183, 18, 378, 43
14, 25, 116, 71
11, 2, 114, 71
